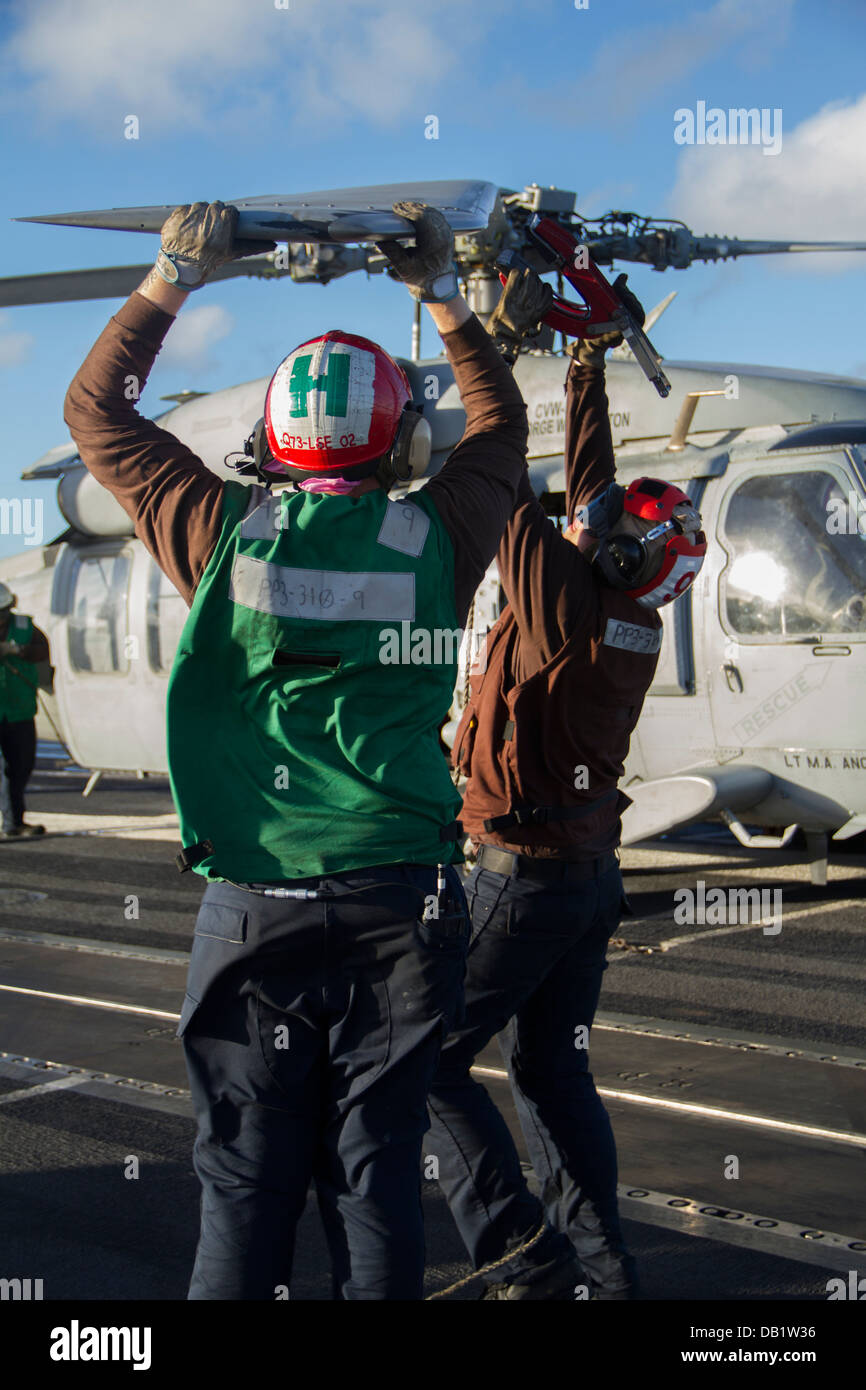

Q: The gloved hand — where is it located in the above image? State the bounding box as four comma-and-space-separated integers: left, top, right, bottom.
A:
0, 641, 17, 658
375, 202, 459, 303
566, 273, 646, 368
486, 267, 554, 366
156, 201, 274, 290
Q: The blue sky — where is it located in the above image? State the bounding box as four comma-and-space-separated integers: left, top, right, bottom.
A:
1, 0, 865, 557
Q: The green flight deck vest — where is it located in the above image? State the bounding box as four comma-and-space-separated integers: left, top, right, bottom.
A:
0, 614, 38, 722
167, 484, 463, 882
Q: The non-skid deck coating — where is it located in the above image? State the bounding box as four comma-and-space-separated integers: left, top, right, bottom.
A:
0, 762, 864, 1300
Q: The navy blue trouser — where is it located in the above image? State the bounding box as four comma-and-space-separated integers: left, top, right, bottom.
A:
0, 717, 36, 829
178, 865, 469, 1300
426, 856, 633, 1292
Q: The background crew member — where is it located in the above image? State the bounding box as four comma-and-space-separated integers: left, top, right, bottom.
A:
428, 274, 707, 1298
64, 200, 529, 1300
0, 582, 49, 839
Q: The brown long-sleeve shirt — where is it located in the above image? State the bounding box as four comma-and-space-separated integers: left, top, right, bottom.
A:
455, 359, 662, 858
63, 293, 528, 627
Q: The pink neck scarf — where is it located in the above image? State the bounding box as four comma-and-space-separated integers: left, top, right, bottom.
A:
296, 476, 363, 495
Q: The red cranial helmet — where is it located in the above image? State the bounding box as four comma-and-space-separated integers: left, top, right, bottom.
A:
579, 477, 707, 609
262, 329, 413, 481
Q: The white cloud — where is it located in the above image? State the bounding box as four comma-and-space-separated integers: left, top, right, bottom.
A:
0, 0, 475, 135
518, 0, 796, 126
0, 314, 34, 367
156, 304, 233, 371
668, 95, 866, 273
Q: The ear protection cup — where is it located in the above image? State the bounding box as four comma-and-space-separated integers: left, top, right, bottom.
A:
246, 417, 274, 475
226, 418, 275, 480
375, 406, 432, 489
595, 532, 648, 588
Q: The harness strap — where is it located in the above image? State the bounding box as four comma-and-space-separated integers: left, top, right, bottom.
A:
439, 820, 464, 841
483, 789, 618, 835
175, 840, 214, 873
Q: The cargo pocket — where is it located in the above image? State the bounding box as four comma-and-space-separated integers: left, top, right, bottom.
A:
176, 992, 201, 1039
416, 909, 470, 954
468, 869, 511, 938
180, 903, 249, 1037
192, 904, 248, 944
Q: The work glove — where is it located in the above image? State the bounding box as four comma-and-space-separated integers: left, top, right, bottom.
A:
375, 201, 459, 303
486, 266, 554, 366
566, 273, 646, 368
0, 641, 17, 658
155, 201, 274, 290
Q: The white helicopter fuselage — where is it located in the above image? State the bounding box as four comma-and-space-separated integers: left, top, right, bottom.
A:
5, 351, 866, 854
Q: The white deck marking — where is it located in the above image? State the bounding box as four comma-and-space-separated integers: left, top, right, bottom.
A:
0, 1074, 84, 1105
470, 1065, 866, 1147
593, 1011, 866, 1069
0, 983, 179, 1021
0, 927, 188, 965
4, 811, 179, 841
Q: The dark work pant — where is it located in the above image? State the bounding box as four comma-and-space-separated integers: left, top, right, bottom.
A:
0, 718, 36, 829
426, 857, 632, 1292
179, 865, 469, 1301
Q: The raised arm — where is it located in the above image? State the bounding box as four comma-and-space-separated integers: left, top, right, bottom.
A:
375, 204, 528, 626
423, 309, 530, 623
564, 357, 617, 518
63, 203, 273, 605
494, 274, 646, 668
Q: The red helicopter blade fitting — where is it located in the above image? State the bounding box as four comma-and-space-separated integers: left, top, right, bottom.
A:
498, 215, 671, 398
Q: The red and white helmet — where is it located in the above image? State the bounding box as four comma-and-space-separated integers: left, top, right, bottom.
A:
262, 329, 412, 479
580, 477, 706, 609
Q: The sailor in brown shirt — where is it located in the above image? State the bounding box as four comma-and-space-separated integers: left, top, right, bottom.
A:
427, 275, 707, 1298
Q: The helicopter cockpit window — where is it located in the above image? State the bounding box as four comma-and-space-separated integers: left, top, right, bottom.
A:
723, 470, 866, 637
68, 552, 131, 674
147, 562, 187, 673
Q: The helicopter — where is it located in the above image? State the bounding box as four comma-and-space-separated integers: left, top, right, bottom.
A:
3, 177, 866, 885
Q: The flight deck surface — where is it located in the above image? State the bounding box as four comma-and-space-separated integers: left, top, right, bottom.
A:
0, 749, 863, 1303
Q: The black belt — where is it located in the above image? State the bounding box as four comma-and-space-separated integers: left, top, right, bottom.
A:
476, 844, 618, 883
482, 791, 617, 834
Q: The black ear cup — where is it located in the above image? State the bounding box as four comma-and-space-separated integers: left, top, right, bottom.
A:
596, 532, 648, 589
246, 418, 274, 473
608, 534, 646, 580
227, 418, 275, 479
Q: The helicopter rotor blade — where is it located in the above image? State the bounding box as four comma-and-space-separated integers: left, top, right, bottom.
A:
642, 290, 678, 333
585, 226, 866, 269
690, 237, 866, 262
0, 255, 286, 308
609, 291, 677, 360
15, 179, 498, 243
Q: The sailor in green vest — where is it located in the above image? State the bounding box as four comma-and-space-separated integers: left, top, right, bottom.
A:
0, 582, 49, 839
64, 199, 530, 1299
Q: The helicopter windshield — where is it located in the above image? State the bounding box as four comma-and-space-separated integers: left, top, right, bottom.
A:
723, 469, 866, 636
67, 550, 131, 673
146, 561, 187, 673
